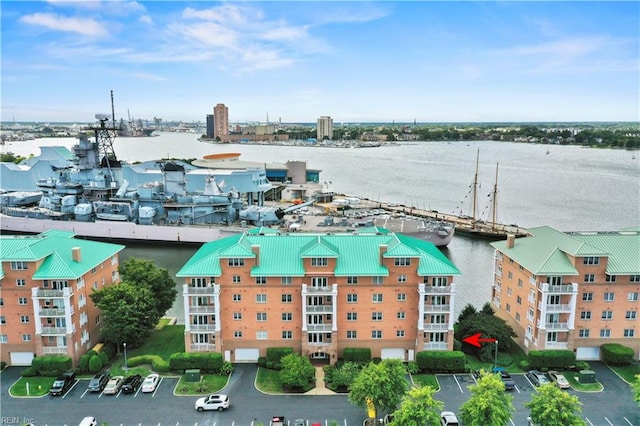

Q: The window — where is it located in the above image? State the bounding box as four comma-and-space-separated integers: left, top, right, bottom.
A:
18, 297, 27, 305
580, 311, 592, 320
429, 332, 446, 342
347, 294, 358, 303
604, 292, 615, 301
624, 329, 635, 338
373, 276, 384, 285
0, 316, 5, 325
257, 312, 267, 321
396, 330, 405, 337
232, 294, 242, 302
517, 278, 523, 288
255, 276, 267, 285
311, 258, 328, 267
582, 292, 593, 302
583, 256, 600, 265
579, 329, 590, 338
631, 275, 640, 283
232, 275, 241, 284
397, 293, 406, 302
372, 293, 383, 303
395, 257, 411, 266
256, 331, 268, 340
346, 330, 357, 339
432, 277, 448, 286
347, 276, 358, 285
256, 294, 267, 303
282, 312, 292, 321
22, 334, 32, 342
372, 312, 383, 321
233, 312, 242, 320
625, 311, 637, 320
20, 316, 29, 323
371, 330, 382, 339
282, 294, 292, 303
628, 292, 639, 301
506, 303, 511, 312
282, 331, 293, 339
584, 274, 595, 283
515, 312, 521, 321
600, 329, 611, 338
1, 298, 5, 306
508, 271, 513, 279
605, 274, 616, 283
0, 335, 7, 343
548, 276, 562, 286
347, 312, 358, 321
507, 288, 512, 297
16, 279, 26, 287
602, 310, 613, 320
10, 261, 27, 270
233, 331, 243, 338
397, 275, 407, 283
397, 311, 406, 320
95, 315, 100, 324
228, 258, 245, 267
281, 276, 292, 285
516, 295, 522, 305
312, 277, 328, 288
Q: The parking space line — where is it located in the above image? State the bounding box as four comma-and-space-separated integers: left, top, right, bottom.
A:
624, 417, 634, 426
523, 375, 538, 391
62, 380, 79, 399
508, 418, 515, 426
453, 375, 464, 393
604, 418, 614, 426
513, 384, 521, 393
585, 417, 594, 425
80, 388, 89, 398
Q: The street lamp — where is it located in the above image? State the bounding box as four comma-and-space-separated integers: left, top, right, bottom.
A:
494, 340, 499, 370
123, 342, 128, 371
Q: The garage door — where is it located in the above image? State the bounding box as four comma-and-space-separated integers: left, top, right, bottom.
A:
576, 347, 600, 360
10, 352, 34, 366
381, 348, 405, 361
234, 348, 259, 363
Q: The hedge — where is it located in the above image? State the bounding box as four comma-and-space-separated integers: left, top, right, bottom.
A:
601, 343, 635, 365
169, 352, 223, 373
266, 347, 294, 363
127, 355, 170, 372
88, 355, 103, 373
527, 350, 576, 370
30, 355, 73, 376
416, 351, 465, 373
342, 348, 371, 363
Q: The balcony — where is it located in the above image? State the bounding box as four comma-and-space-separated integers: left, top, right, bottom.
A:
188, 305, 216, 314
423, 285, 452, 294
423, 323, 449, 331
423, 342, 448, 350
41, 346, 68, 354
539, 283, 577, 294
40, 327, 67, 335
39, 307, 66, 317
542, 304, 572, 313
306, 324, 333, 332
189, 324, 216, 332
35, 288, 72, 298
306, 305, 333, 313
305, 286, 332, 294
185, 286, 215, 295
544, 341, 569, 349
190, 343, 216, 351
424, 304, 450, 313
537, 321, 570, 331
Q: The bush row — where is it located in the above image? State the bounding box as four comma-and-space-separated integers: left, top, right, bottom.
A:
169, 352, 223, 373
601, 343, 635, 365
416, 351, 465, 373
526, 350, 576, 370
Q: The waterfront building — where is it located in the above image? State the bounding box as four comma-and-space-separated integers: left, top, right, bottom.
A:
177, 227, 460, 362
0, 231, 124, 366
317, 116, 333, 141
490, 226, 640, 360
213, 103, 229, 140
206, 114, 214, 139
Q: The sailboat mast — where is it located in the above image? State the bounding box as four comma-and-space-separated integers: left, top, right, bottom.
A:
492, 162, 498, 231
471, 149, 479, 227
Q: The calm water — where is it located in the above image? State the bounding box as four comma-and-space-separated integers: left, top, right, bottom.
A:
5, 134, 639, 322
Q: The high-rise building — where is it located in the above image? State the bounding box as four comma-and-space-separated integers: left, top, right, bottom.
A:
213, 104, 229, 140
206, 114, 214, 139
0, 231, 125, 366
317, 116, 333, 141
178, 229, 460, 362
490, 226, 640, 360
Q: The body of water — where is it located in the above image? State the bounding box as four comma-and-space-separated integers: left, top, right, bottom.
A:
5, 134, 639, 322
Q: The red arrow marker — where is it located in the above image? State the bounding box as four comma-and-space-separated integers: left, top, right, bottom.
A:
463, 333, 497, 348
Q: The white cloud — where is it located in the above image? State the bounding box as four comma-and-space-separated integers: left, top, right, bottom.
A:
20, 12, 109, 36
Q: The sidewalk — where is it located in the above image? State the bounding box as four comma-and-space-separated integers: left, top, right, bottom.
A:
304, 366, 336, 395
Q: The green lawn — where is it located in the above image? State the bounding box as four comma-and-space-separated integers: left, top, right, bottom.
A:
175, 374, 229, 395
411, 374, 440, 391
564, 371, 603, 392
10, 376, 56, 397
255, 367, 284, 393
607, 362, 640, 384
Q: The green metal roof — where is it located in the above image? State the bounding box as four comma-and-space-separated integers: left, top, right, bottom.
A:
177, 229, 461, 278
0, 231, 125, 280
491, 226, 640, 276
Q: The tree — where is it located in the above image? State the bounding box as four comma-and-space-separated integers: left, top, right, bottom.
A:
119, 257, 177, 316
388, 385, 443, 426
455, 302, 517, 361
279, 353, 315, 391
632, 374, 640, 406
349, 359, 408, 419
525, 383, 585, 426
459, 371, 514, 426
90, 283, 160, 345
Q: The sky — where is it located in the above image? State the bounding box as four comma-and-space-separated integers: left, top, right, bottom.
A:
1, 1, 639, 124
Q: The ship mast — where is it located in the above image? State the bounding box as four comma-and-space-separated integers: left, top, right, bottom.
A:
471, 149, 479, 229
491, 162, 498, 231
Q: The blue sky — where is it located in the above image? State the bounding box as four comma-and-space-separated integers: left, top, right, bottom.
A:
1, 1, 638, 123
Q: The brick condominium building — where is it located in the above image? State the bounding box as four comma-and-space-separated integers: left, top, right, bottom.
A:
178, 227, 461, 363
0, 230, 124, 366
490, 226, 640, 360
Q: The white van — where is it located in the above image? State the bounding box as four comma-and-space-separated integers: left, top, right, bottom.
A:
78, 417, 97, 426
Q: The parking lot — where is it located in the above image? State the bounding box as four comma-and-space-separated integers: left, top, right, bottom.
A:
2, 362, 638, 426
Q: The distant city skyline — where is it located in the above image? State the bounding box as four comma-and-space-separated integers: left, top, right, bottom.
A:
1, 1, 638, 124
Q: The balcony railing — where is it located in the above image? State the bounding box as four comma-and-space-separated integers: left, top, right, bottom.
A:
544, 341, 569, 349
423, 323, 449, 331
39, 308, 66, 317
305, 286, 332, 294
188, 306, 216, 314
185, 286, 215, 294
190, 343, 216, 351
41, 346, 68, 354
539, 283, 577, 294
306, 305, 333, 313
424, 304, 450, 312
423, 342, 448, 350
306, 324, 333, 332
423, 285, 452, 294
189, 324, 216, 332
541, 304, 572, 312
36, 288, 72, 298
40, 327, 67, 335
537, 321, 570, 331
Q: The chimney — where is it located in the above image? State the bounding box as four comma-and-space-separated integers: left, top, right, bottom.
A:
72, 247, 82, 262
506, 234, 515, 249
251, 245, 260, 266
379, 244, 388, 265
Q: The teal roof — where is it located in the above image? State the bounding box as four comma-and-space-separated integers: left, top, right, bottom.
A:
177, 229, 461, 278
0, 231, 125, 280
491, 226, 640, 276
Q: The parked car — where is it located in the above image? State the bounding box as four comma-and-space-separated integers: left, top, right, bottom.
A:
121, 374, 142, 394
547, 371, 571, 389
493, 367, 516, 391
270, 416, 286, 426
293, 420, 306, 426
440, 411, 460, 426
103, 376, 124, 395
141, 373, 160, 393
527, 370, 551, 387
49, 371, 76, 396
194, 394, 230, 412
87, 372, 110, 392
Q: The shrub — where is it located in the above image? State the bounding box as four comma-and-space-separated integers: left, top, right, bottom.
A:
527, 350, 575, 369
21, 367, 38, 377
406, 361, 420, 375
575, 361, 590, 371
219, 361, 234, 376
169, 352, 223, 373
31, 355, 73, 376
0, 361, 6, 370
128, 355, 170, 372
416, 351, 465, 373
519, 360, 531, 371
78, 354, 91, 373
258, 357, 267, 367
266, 347, 293, 363
102, 343, 116, 360
601, 343, 635, 365
342, 348, 371, 363
98, 351, 109, 365
88, 355, 103, 373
